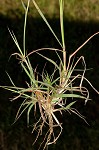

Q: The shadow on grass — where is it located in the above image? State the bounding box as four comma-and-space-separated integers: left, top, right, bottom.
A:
0, 13, 99, 150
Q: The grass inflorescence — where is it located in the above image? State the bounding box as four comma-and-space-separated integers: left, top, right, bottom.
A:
0, 0, 99, 149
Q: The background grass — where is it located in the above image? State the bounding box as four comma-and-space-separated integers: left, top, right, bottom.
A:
0, 0, 99, 150
0, 0, 99, 21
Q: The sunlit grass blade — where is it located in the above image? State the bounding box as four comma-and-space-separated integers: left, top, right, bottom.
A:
56, 93, 87, 99
21, 0, 27, 11
26, 57, 36, 83
21, 62, 38, 87
22, 0, 30, 55
61, 101, 76, 110
8, 28, 23, 56
59, 0, 65, 49
36, 52, 60, 71
36, 80, 54, 90
32, 0, 62, 48
59, 0, 66, 73
6, 72, 16, 87
51, 93, 87, 104
14, 99, 34, 123
27, 103, 35, 126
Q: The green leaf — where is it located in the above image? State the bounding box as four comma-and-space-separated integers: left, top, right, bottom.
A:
36, 52, 60, 71
32, 0, 62, 47
62, 101, 76, 110
52, 93, 86, 103
27, 102, 36, 126
65, 101, 76, 110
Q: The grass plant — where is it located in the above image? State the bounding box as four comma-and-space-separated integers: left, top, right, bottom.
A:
0, 0, 99, 149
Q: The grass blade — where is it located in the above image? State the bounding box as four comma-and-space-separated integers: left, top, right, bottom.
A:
32, 0, 62, 47
36, 52, 60, 70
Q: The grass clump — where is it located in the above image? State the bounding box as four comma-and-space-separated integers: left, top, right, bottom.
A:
1, 0, 99, 149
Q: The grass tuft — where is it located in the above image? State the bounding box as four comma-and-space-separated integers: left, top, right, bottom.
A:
0, 0, 99, 149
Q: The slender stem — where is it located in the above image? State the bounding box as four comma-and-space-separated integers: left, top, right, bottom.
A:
23, 0, 30, 56
59, 0, 66, 72
63, 47, 66, 72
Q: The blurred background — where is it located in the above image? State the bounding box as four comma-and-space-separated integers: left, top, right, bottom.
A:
0, 0, 99, 149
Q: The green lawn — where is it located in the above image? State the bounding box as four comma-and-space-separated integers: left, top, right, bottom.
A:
0, 0, 99, 21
